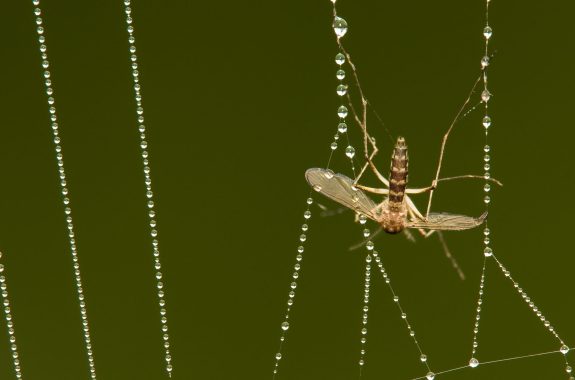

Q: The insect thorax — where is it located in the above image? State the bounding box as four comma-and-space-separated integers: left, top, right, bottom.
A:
374, 200, 407, 234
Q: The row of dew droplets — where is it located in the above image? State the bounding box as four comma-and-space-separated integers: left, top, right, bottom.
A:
271, 196, 313, 378
332, 4, 435, 377
122, 1, 173, 376
468, 0, 494, 369
271, 6, 356, 378
31, 1, 97, 379
358, 253, 371, 375
0, 252, 23, 379
469, 1, 573, 377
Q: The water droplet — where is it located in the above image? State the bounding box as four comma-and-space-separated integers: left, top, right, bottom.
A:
281, 321, 290, 331
484, 154, 490, 162
481, 55, 490, 68
338, 122, 348, 133
561, 345, 570, 354
483, 26, 493, 39
335, 53, 345, 65
484, 195, 491, 204
333, 16, 348, 38
363, 229, 370, 238
331, 142, 338, 150
469, 358, 479, 368
304, 211, 311, 219
313, 184, 322, 192
420, 354, 427, 362
484, 172, 490, 179
359, 214, 367, 224
484, 163, 490, 171
484, 227, 490, 236
337, 84, 348, 96
299, 234, 307, 242
366, 241, 374, 251
426, 371, 435, 380
567, 365, 573, 374
338, 106, 348, 118
481, 90, 491, 102
345, 146, 355, 158
484, 145, 490, 152
336, 69, 345, 80
393, 296, 399, 302
275, 352, 282, 360
484, 184, 491, 192
307, 197, 313, 205
359, 359, 365, 366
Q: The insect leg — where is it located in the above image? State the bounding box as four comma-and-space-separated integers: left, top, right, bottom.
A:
355, 184, 389, 195
425, 72, 485, 217
407, 203, 465, 280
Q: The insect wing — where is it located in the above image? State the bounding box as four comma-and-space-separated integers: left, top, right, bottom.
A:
305, 168, 378, 220
406, 211, 487, 231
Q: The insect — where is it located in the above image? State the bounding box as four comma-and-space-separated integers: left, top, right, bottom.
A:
307, 136, 487, 237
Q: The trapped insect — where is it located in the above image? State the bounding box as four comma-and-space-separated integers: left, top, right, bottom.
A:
306, 136, 487, 236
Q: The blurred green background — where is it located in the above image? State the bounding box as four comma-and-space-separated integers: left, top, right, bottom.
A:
0, 1, 573, 379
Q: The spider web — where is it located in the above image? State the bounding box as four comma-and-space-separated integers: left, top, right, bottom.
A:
271, 1, 574, 379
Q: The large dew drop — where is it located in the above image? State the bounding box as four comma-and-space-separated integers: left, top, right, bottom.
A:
333, 16, 348, 37
345, 146, 355, 158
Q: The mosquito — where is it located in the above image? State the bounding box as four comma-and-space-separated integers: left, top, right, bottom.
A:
307, 30, 502, 279
306, 136, 487, 236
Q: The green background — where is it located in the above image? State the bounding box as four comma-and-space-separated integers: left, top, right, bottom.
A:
0, 1, 573, 379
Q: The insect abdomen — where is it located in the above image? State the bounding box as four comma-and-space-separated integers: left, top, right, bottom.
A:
388, 136, 408, 208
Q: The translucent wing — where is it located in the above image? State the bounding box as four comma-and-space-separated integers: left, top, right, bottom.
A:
406, 211, 487, 231
305, 168, 378, 220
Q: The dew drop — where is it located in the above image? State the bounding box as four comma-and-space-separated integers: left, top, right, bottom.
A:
313, 184, 322, 192
307, 197, 313, 205
338, 105, 348, 118
275, 352, 282, 360
483, 26, 493, 39
426, 371, 435, 380
481, 90, 491, 102
484, 154, 490, 162
331, 142, 338, 150
281, 321, 290, 331
335, 53, 345, 65
304, 211, 311, 219
333, 16, 348, 38
345, 146, 356, 158
366, 241, 374, 251
484, 145, 490, 152
481, 55, 490, 68
338, 122, 348, 133
484, 184, 491, 192
561, 345, 570, 354
420, 354, 427, 362
359, 359, 365, 366
337, 84, 348, 96
336, 69, 345, 80
567, 365, 573, 374
359, 214, 367, 225
484, 195, 491, 204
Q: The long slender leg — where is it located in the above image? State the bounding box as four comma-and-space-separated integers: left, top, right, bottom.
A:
355, 184, 389, 195
406, 203, 465, 280
425, 72, 485, 217
407, 174, 502, 195
437, 231, 466, 280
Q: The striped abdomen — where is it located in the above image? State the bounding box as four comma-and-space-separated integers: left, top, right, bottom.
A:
388, 136, 408, 209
